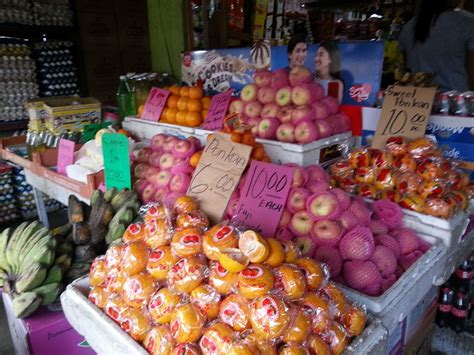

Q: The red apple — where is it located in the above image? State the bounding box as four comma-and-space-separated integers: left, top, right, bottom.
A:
162, 136, 179, 153
247, 117, 261, 135
314, 120, 333, 138
292, 83, 323, 106
172, 140, 196, 158
311, 219, 343, 247
306, 192, 342, 221
289, 210, 314, 237
241, 84, 258, 102
141, 184, 157, 204
276, 123, 295, 143
286, 163, 309, 188
244, 101, 263, 118
287, 188, 311, 213
295, 235, 317, 257
257, 117, 280, 139
150, 133, 167, 152
159, 153, 176, 170
154, 170, 173, 188
276, 86, 292, 106
254, 70, 272, 88
321, 96, 339, 115
229, 99, 245, 114
289, 66, 313, 87
261, 103, 280, 118
312, 101, 330, 120
271, 68, 290, 91
276, 105, 294, 123
291, 105, 315, 124
257, 87, 276, 104
169, 173, 191, 193
294, 120, 319, 144
279, 208, 292, 228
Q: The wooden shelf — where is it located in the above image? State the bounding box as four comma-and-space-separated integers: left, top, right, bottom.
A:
0, 23, 76, 40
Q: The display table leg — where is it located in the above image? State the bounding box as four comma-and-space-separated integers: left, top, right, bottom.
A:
33, 187, 49, 228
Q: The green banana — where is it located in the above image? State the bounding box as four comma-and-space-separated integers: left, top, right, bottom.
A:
66, 262, 91, 282
0, 228, 12, 274
15, 263, 47, 293
104, 187, 117, 202
12, 221, 43, 274
5, 222, 29, 272
105, 223, 126, 244
32, 282, 62, 305
0, 268, 7, 287
90, 189, 103, 206
111, 189, 137, 212
21, 237, 56, 273
54, 254, 72, 273
17, 227, 50, 271
12, 292, 42, 318
56, 241, 74, 255
43, 265, 63, 285
109, 203, 138, 230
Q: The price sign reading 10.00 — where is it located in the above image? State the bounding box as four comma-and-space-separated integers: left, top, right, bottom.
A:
102, 133, 131, 191
372, 85, 436, 149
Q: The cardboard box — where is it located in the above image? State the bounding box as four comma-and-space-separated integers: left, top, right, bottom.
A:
2, 293, 95, 355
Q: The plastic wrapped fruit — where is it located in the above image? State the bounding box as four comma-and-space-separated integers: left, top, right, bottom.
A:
89, 257, 107, 287
146, 246, 179, 280
88, 286, 109, 309
168, 256, 207, 294
294, 258, 326, 291
171, 227, 204, 258
218, 248, 250, 273
121, 272, 156, 308
143, 325, 175, 355
273, 264, 306, 300
416, 157, 444, 181
264, 238, 286, 267
238, 264, 274, 299
199, 322, 235, 354
148, 288, 181, 324
120, 307, 152, 342
281, 306, 311, 343
123, 222, 146, 243
374, 168, 397, 190
190, 284, 221, 319
219, 293, 251, 331
385, 136, 408, 156
348, 148, 371, 168
170, 343, 201, 355
208, 261, 238, 295
238, 230, 270, 263
398, 194, 425, 213
298, 293, 331, 335
396, 172, 422, 195
321, 322, 349, 355
144, 218, 173, 248
371, 149, 393, 169
357, 183, 378, 198
203, 223, 239, 261
306, 334, 331, 355
354, 167, 375, 184
174, 195, 199, 214
339, 304, 366, 337
279, 343, 309, 355
406, 137, 436, 159
392, 154, 417, 173
170, 302, 206, 343
105, 244, 124, 270
104, 296, 129, 323
122, 241, 149, 276
249, 294, 290, 340
282, 241, 300, 263
418, 180, 446, 199
176, 210, 210, 230
330, 160, 354, 179
424, 197, 454, 218
321, 283, 346, 318
144, 203, 168, 223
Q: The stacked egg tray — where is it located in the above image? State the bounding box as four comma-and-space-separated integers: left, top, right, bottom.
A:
32, 0, 73, 27
33, 40, 79, 97
0, 163, 20, 224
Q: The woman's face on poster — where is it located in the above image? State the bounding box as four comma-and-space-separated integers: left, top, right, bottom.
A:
289, 42, 307, 67
315, 46, 331, 74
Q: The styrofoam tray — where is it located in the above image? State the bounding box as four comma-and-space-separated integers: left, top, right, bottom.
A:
337, 234, 447, 331
123, 117, 353, 166
62, 276, 387, 355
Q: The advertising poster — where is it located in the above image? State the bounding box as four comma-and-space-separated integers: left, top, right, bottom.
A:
182, 41, 384, 106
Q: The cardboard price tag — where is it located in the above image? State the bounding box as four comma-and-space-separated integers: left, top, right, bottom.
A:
187, 134, 251, 224
372, 85, 436, 149
141, 87, 170, 121
202, 89, 233, 130
57, 138, 75, 174
102, 133, 131, 190
233, 161, 294, 237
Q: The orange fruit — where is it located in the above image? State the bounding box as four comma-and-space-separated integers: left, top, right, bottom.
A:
167, 94, 180, 108
274, 264, 306, 300
137, 104, 145, 118
218, 248, 249, 272
241, 132, 256, 146
322, 283, 346, 317
122, 272, 156, 308
170, 303, 206, 343
298, 293, 331, 335
180, 86, 190, 98
146, 246, 179, 280
190, 284, 221, 319
264, 238, 285, 267
219, 293, 251, 331
122, 241, 149, 276
143, 325, 175, 355
177, 97, 189, 111
169, 85, 181, 96
249, 294, 290, 340
161, 108, 170, 121
105, 244, 124, 270
251, 144, 265, 160
88, 286, 109, 309
104, 296, 128, 323
167, 256, 207, 294
174, 195, 199, 214
171, 344, 201, 355
200, 322, 235, 353
89, 258, 107, 287
176, 110, 188, 125
186, 111, 202, 127
175, 210, 209, 230
281, 307, 311, 343
166, 107, 178, 123
144, 218, 173, 248
203, 223, 239, 261
120, 307, 152, 342
117, 128, 130, 137
325, 322, 349, 355
238, 230, 269, 263
148, 288, 181, 324
294, 258, 326, 291
201, 109, 208, 119
231, 132, 242, 143
123, 222, 146, 243
238, 264, 274, 299
201, 96, 211, 109
187, 99, 202, 112
279, 344, 309, 355
189, 151, 202, 167
282, 241, 300, 263
339, 304, 366, 337
307, 334, 331, 355
208, 261, 238, 295
189, 86, 204, 100
171, 227, 204, 258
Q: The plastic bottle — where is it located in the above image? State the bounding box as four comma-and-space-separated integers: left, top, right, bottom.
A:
451, 292, 469, 332
436, 286, 453, 328
453, 260, 473, 291
116, 75, 136, 120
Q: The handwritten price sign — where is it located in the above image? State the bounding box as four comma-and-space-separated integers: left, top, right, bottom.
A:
141, 87, 170, 121
372, 85, 436, 149
102, 133, 131, 190
57, 138, 75, 174
202, 89, 233, 130
233, 161, 294, 237
187, 134, 251, 224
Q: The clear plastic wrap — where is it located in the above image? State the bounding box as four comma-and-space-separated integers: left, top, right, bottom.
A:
237, 264, 275, 299
218, 293, 251, 331
190, 284, 221, 319
348, 147, 372, 168
167, 256, 208, 294
143, 325, 175, 355
169, 302, 206, 343
89, 257, 107, 287
148, 288, 181, 324
273, 264, 307, 301
119, 307, 152, 342
202, 223, 239, 261
249, 294, 291, 340
121, 272, 156, 308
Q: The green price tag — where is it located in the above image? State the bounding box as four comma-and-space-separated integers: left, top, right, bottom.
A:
82, 122, 112, 143
102, 133, 131, 190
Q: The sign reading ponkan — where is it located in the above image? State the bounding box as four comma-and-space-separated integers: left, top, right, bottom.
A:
233, 160, 294, 237
187, 134, 251, 224
372, 85, 436, 149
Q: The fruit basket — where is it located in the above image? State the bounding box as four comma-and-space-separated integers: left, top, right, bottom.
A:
336, 234, 446, 331
61, 276, 388, 355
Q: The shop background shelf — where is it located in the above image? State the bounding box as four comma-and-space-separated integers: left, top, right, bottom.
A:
61, 276, 388, 355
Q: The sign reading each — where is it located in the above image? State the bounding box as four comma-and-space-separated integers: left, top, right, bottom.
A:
372, 85, 436, 149
142, 87, 170, 121
233, 161, 294, 237
102, 133, 131, 190
187, 134, 251, 224
57, 138, 75, 174
202, 89, 233, 130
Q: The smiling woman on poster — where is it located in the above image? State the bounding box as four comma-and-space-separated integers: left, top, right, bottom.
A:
314, 40, 344, 103
286, 33, 308, 71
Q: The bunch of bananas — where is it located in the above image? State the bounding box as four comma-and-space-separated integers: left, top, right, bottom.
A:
65, 188, 139, 281
0, 221, 72, 318
394, 67, 436, 87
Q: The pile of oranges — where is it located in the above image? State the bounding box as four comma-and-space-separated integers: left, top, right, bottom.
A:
88, 195, 367, 354
160, 85, 211, 127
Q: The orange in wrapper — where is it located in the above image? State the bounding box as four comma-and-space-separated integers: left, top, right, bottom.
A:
144, 218, 173, 248
104, 244, 124, 270
348, 147, 372, 168
171, 227, 204, 258
282, 240, 300, 263
170, 343, 201, 355
396, 171, 422, 195
203, 224, 239, 261
219, 293, 251, 331
281, 306, 311, 343
238, 264, 274, 299
416, 158, 444, 181
121, 272, 156, 308
424, 197, 454, 219
238, 230, 270, 263
104, 296, 129, 323
199, 322, 235, 354
170, 303, 206, 343
89, 257, 107, 287
307, 334, 331, 355
144, 203, 167, 224
279, 344, 309, 355
273, 264, 306, 300
322, 283, 347, 318
88, 286, 108, 309
294, 258, 326, 291
120, 307, 152, 342
123, 222, 146, 243
340, 304, 366, 337
374, 168, 397, 190
228, 341, 259, 355
385, 136, 408, 156
168, 256, 207, 294
143, 325, 175, 355
176, 210, 210, 230
190, 284, 221, 319
354, 167, 375, 184
298, 293, 331, 335
321, 322, 350, 355
148, 288, 181, 324
174, 195, 199, 214
146, 246, 179, 280
249, 294, 290, 340
264, 238, 285, 267
208, 261, 238, 295
371, 149, 393, 169
392, 154, 417, 173
399, 194, 425, 213
122, 241, 149, 276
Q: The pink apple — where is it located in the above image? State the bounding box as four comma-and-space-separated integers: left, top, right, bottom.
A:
257, 87, 276, 105
244, 101, 262, 118
312, 101, 329, 120
314, 119, 333, 138
339, 112, 352, 132
276, 105, 294, 123
149, 151, 161, 168
162, 136, 179, 153
328, 114, 342, 134
133, 179, 149, 194
271, 68, 290, 91
172, 140, 196, 158
306, 192, 342, 221
286, 163, 309, 188
261, 103, 280, 118
186, 136, 202, 150
247, 117, 261, 135
169, 173, 191, 193
289, 66, 313, 87
150, 133, 167, 151
159, 153, 176, 170
171, 160, 194, 175
145, 167, 160, 183
289, 210, 314, 237
276, 123, 295, 143
291, 105, 314, 124
254, 70, 272, 88
276, 227, 296, 242
275, 86, 292, 106
136, 147, 152, 163
286, 188, 310, 213
279, 208, 292, 228
229, 99, 245, 114
321, 96, 339, 115
153, 187, 169, 202
307, 180, 330, 193
240, 84, 258, 102
305, 165, 329, 183
154, 170, 172, 188
294, 235, 317, 257
257, 117, 279, 139
141, 184, 156, 204
292, 83, 323, 106
311, 219, 343, 246
294, 120, 319, 144
312, 83, 325, 101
